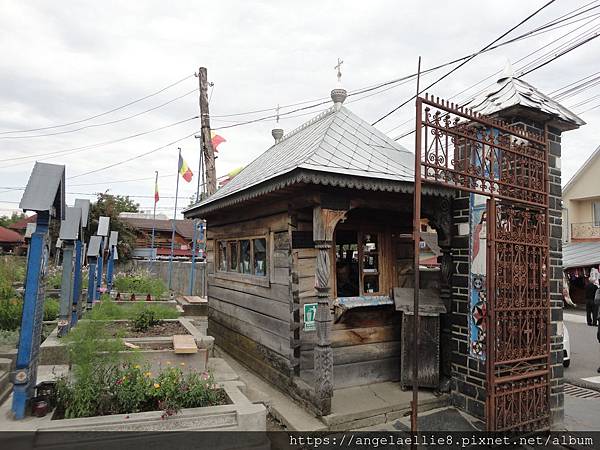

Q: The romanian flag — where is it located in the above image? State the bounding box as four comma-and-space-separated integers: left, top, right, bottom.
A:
154, 180, 159, 203
178, 154, 193, 183
210, 131, 226, 152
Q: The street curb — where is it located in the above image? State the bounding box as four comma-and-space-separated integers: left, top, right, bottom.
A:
564, 377, 600, 393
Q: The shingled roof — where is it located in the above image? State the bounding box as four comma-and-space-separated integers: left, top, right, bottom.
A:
120, 216, 195, 239
0, 226, 24, 244
185, 102, 415, 216
463, 75, 585, 130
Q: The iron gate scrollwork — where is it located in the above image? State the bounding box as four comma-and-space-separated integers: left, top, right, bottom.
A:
416, 95, 550, 431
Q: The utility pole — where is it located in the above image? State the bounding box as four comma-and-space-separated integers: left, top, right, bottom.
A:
197, 67, 217, 196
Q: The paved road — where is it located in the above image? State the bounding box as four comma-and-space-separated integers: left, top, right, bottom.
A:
563, 309, 600, 385
563, 308, 600, 431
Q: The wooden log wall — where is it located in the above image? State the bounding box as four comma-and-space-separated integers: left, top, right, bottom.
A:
205, 211, 294, 386
291, 209, 402, 389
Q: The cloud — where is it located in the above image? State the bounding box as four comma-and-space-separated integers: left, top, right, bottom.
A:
0, 0, 598, 216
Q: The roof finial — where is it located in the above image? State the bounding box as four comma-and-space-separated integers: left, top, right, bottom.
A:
271, 104, 284, 143
334, 57, 344, 83
499, 58, 515, 81
331, 57, 347, 110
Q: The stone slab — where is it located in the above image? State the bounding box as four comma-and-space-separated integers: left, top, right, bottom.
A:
181, 296, 207, 304
173, 335, 197, 354
323, 382, 447, 427
208, 357, 239, 382
213, 347, 327, 431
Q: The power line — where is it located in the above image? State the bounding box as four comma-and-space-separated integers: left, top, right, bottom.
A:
447, 14, 600, 107
519, 29, 600, 77
391, 23, 600, 140
0, 116, 199, 166
69, 174, 173, 187
570, 92, 600, 108
550, 69, 600, 95
66, 130, 200, 179
371, 0, 558, 126
578, 100, 600, 113
0, 74, 195, 135
209, 6, 599, 122
0, 88, 198, 140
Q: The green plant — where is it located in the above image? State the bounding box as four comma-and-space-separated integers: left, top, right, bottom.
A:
0, 256, 25, 299
0, 297, 61, 331
89, 297, 179, 321
54, 321, 225, 419
55, 362, 225, 419
133, 309, 158, 332
113, 272, 167, 298
43, 298, 60, 321
0, 329, 19, 349
46, 269, 62, 290
55, 320, 132, 418
0, 298, 22, 331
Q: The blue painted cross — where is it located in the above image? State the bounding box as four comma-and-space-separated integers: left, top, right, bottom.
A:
12, 161, 65, 420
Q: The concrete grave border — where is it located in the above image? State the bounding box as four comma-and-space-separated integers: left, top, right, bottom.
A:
37, 381, 265, 432
40, 318, 214, 365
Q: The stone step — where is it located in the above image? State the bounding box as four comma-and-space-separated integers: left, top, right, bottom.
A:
176, 296, 208, 316
0, 358, 12, 372
322, 383, 450, 431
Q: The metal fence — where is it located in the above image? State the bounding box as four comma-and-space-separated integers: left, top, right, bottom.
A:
117, 259, 207, 297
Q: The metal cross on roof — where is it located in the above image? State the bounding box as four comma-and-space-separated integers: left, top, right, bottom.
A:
334, 58, 344, 83
276, 104, 280, 124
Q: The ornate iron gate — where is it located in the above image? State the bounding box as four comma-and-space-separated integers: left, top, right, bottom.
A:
415, 95, 550, 431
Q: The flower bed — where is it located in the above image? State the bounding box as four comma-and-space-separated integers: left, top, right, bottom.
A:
104, 320, 189, 338
35, 320, 265, 432
90, 296, 179, 321
53, 364, 228, 420
39, 381, 265, 431
40, 317, 213, 365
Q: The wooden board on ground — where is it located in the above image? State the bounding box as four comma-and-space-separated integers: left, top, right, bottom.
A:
181, 295, 207, 304
173, 335, 198, 354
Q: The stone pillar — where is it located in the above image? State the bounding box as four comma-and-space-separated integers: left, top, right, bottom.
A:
449, 193, 487, 419
312, 205, 346, 416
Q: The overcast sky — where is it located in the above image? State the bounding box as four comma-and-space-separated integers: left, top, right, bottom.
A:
1, 0, 598, 217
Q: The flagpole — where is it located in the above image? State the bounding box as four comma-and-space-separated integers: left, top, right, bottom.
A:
168, 149, 181, 292
150, 170, 158, 272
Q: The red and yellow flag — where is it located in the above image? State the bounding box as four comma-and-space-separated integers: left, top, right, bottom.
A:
154, 180, 159, 203
178, 154, 193, 183
210, 131, 226, 152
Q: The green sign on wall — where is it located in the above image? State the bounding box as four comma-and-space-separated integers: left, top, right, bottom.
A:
303, 303, 317, 331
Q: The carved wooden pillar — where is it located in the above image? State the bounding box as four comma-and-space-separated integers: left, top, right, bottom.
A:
312, 205, 346, 415
424, 196, 453, 379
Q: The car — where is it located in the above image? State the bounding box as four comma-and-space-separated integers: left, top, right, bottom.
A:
563, 323, 571, 368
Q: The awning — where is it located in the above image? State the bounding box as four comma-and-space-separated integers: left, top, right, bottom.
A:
562, 241, 600, 269
333, 295, 393, 322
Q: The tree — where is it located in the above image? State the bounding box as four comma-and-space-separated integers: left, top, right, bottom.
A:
0, 212, 27, 228
89, 193, 140, 261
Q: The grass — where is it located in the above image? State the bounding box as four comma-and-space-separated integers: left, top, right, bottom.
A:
113, 272, 167, 298
89, 296, 179, 321
0, 298, 60, 331
0, 323, 56, 350
0, 256, 26, 299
